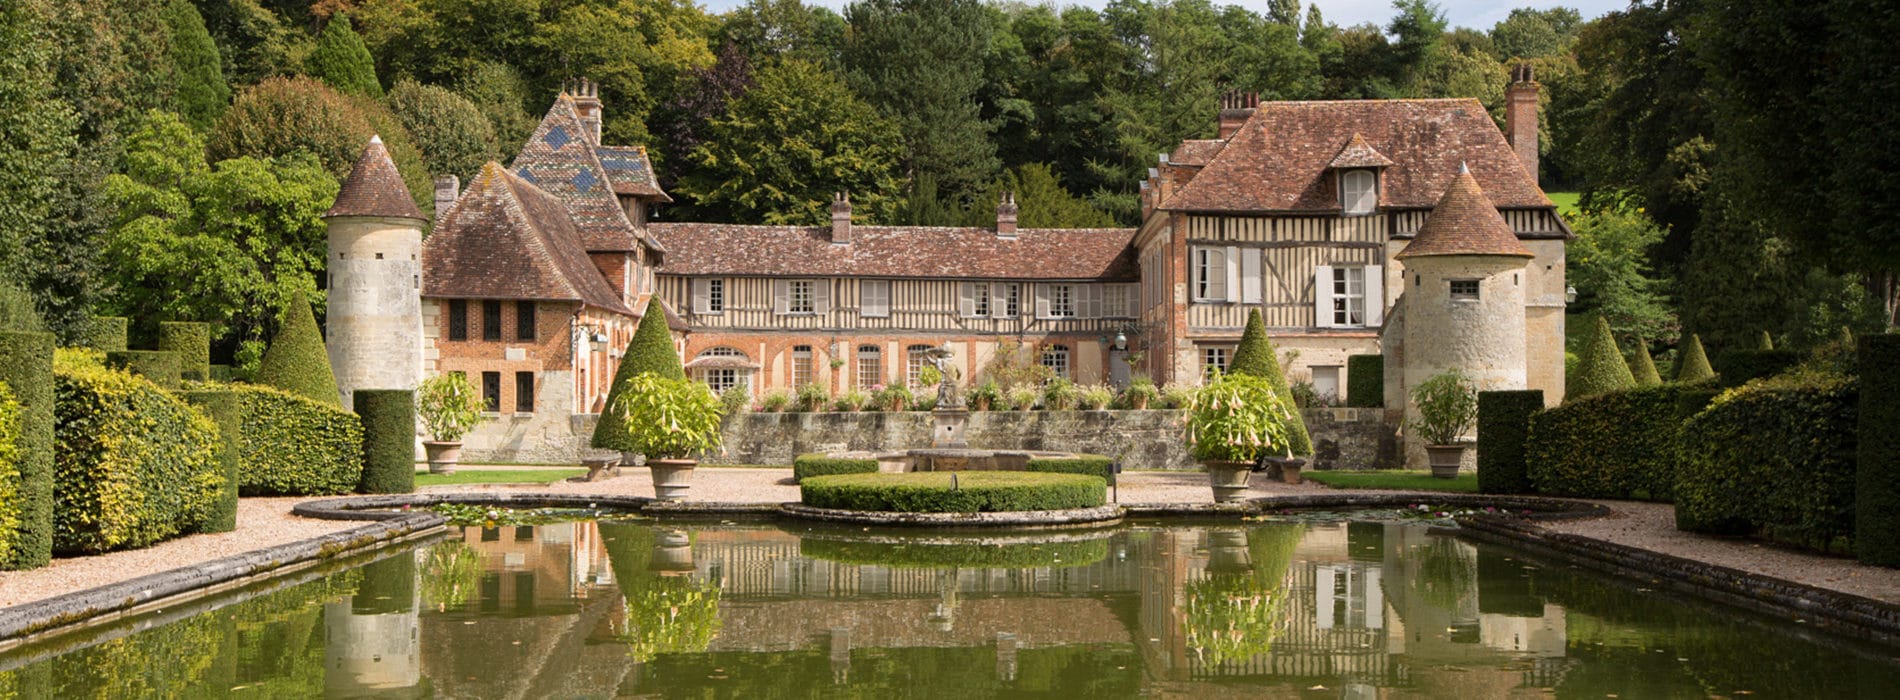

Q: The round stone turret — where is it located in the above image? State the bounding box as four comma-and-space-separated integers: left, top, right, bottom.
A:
324, 135, 427, 409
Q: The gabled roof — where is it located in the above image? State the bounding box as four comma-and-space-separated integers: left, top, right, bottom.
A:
509, 96, 642, 252
325, 136, 425, 221
1169, 140, 1227, 167
1396, 167, 1535, 259
594, 145, 672, 203
1328, 133, 1394, 169
649, 224, 1139, 281
1161, 99, 1551, 213
422, 162, 635, 314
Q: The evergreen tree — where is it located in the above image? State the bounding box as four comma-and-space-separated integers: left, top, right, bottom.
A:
592, 298, 687, 452
255, 289, 341, 406
386, 80, 496, 183
1675, 333, 1715, 384
165, 0, 229, 130
844, 0, 998, 198
1570, 314, 1636, 400
1226, 308, 1313, 456
895, 173, 960, 226
958, 164, 1115, 229
1757, 330, 1774, 350
1629, 347, 1662, 387
306, 14, 382, 99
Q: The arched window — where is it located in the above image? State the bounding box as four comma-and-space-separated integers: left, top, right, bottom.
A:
693, 347, 752, 394
906, 344, 935, 387
857, 345, 883, 390
1040, 345, 1070, 380
1341, 170, 1377, 215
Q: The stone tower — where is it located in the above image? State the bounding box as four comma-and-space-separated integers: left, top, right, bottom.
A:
323, 135, 426, 409
1391, 165, 1535, 467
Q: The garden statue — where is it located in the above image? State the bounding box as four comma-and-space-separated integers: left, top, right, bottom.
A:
922, 344, 964, 410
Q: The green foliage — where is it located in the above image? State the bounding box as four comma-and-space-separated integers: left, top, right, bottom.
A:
1676, 376, 1858, 553
719, 384, 751, 414
0, 332, 54, 569
1187, 372, 1295, 463
181, 388, 239, 533
618, 575, 723, 663
967, 379, 1002, 411
1041, 377, 1080, 411
1570, 314, 1636, 400
1158, 382, 1197, 410
0, 281, 46, 334
800, 535, 1108, 569
0, 383, 19, 565
164, 0, 229, 130
758, 388, 792, 412
831, 388, 868, 412
386, 79, 496, 182
421, 539, 484, 610
1757, 330, 1775, 350
1857, 335, 1900, 566
1302, 470, 1480, 493
105, 351, 181, 390
1078, 384, 1115, 410
1565, 203, 1677, 346
1676, 334, 1715, 383
975, 340, 1052, 394
1025, 455, 1114, 481
1629, 347, 1662, 387
1118, 377, 1158, 409
254, 290, 340, 407
959, 164, 1116, 228
0, 1, 81, 343
1346, 354, 1384, 407
452, 61, 539, 153
608, 374, 725, 460
354, 389, 415, 494
1228, 309, 1313, 454
158, 322, 211, 381
1004, 384, 1039, 411
416, 372, 484, 442
233, 383, 364, 496
306, 15, 382, 98
800, 471, 1105, 513
594, 298, 685, 451
844, 0, 997, 198
792, 453, 877, 483
1713, 349, 1803, 388
1476, 390, 1543, 494
1527, 384, 1715, 500
78, 317, 128, 353
1409, 370, 1478, 446
792, 381, 829, 412
870, 383, 911, 412
51, 359, 221, 554
208, 76, 430, 206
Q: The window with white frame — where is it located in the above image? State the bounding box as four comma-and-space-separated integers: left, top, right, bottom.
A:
1102, 284, 1136, 318
861, 280, 890, 318
788, 280, 815, 314
906, 344, 934, 387
1047, 284, 1075, 318
1450, 279, 1481, 300
1202, 346, 1231, 377
703, 368, 741, 394
857, 345, 882, 390
690, 278, 725, 314
961, 282, 991, 318
790, 345, 814, 388
1194, 247, 1227, 301
1332, 266, 1366, 326
1341, 170, 1377, 215
1041, 345, 1070, 379
999, 283, 1021, 317
1315, 264, 1382, 328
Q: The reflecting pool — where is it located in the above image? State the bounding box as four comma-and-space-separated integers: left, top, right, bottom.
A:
3, 518, 1897, 698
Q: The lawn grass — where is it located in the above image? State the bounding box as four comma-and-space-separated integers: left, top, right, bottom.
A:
1303, 470, 1480, 493
414, 468, 587, 487
1546, 190, 1581, 217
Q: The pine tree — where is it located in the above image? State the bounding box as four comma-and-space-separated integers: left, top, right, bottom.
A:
255, 290, 341, 406
1226, 308, 1313, 456
1570, 314, 1636, 400
1676, 333, 1716, 383
165, 0, 229, 130
306, 14, 381, 99
592, 298, 686, 452
1629, 346, 1662, 387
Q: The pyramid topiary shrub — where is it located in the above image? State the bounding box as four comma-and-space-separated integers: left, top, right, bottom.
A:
1675, 333, 1715, 383
159, 322, 213, 382
355, 389, 416, 494
182, 388, 240, 533
1858, 334, 1900, 567
592, 298, 685, 452
1757, 330, 1774, 350
0, 331, 54, 569
1568, 314, 1635, 400
1226, 308, 1312, 456
256, 290, 342, 406
1629, 346, 1662, 387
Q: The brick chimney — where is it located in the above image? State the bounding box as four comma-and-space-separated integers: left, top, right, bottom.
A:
996, 192, 1018, 238
570, 78, 603, 145
433, 174, 459, 223
829, 192, 852, 244
1217, 90, 1259, 140
1505, 63, 1539, 182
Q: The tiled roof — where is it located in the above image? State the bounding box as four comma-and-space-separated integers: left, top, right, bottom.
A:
594, 145, 672, 202
1161, 99, 1551, 212
324, 136, 425, 220
422, 162, 635, 314
649, 224, 1139, 281
1396, 168, 1535, 259
1327, 133, 1394, 169
509, 96, 641, 252
1169, 140, 1227, 166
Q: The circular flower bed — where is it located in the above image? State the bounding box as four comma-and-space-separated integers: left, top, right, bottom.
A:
798, 472, 1106, 513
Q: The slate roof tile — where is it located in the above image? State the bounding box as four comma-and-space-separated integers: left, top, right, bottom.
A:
509, 97, 642, 253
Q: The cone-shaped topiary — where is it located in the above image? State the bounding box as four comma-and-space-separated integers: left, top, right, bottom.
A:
1757, 330, 1774, 350
1569, 314, 1635, 400
1676, 333, 1715, 383
1629, 346, 1662, 387
1226, 308, 1312, 456
592, 298, 686, 451
255, 290, 342, 406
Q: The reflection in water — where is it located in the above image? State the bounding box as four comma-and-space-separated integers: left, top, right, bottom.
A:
2, 519, 1897, 698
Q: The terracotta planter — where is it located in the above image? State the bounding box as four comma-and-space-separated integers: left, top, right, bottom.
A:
1266, 456, 1308, 485
649, 529, 695, 573
1425, 444, 1468, 479
1205, 529, 1254, 573
423, 441, 462, 475
1129, 396, 1150, 410
649, 458, 698, 501
1204, 460, 1254, 503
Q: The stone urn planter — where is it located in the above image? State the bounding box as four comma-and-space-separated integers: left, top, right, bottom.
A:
1205, 461, 1255, 504
649, 529, 695, 573
1265, 456, 1307, 485
648, 458, 698, 501
1425, 444, 1468, 479
417, 373, 486, 476
423, 441, 462, 475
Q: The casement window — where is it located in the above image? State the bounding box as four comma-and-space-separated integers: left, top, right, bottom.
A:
515, 301, 536, 341
1101, 284, 1139, 319
1040, 345, 1070, 379
481, 371, 501, 412
789, 280, 815, 314
691, 278, 725, 314
774, 279, 830, 315
1037, 284, 1076, 319
1194, 247, 1261, 304
1314, 265, 1384, 328
990, 283, 1021, 318
1202, 347, 1232, 377
1193, 247, 1227, 301
448, 300, 469, 341
1450, 279, 1481, 300
1341, 170, 1378, 215
959, 283, 991, 318
514, 372, 534, 412
482, 300, 503, 341
861, 280, 891, 318
857, 345, 883, 391
790, 345, 814, 388
906, 344, 934, 387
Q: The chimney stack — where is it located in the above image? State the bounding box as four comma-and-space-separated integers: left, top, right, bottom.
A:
1505, 63, 1539, 183
830, 192, 852, 244
570, 78, 603, 145
1217, 90, 1259, 140
433, 174, 459, 223
996, 192, 1018, 238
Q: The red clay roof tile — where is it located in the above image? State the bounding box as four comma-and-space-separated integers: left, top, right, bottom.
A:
649, 224, 1138, 281
324, 136, 425, 220
422, 162, 635, 315
1395, 168, 1536, 259
509, 97, 642, 253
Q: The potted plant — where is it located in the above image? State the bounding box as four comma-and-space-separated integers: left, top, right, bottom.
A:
610, 373, 726, 500
417, 373, 485, 474
1186, 373, 1294, 503
968, 379, 1001, 411
1122, 377, 1158, 410
1409, 370, 1478, 478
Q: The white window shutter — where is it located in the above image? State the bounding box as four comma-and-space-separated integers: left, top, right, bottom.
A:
959, 283, 976, 317
1124, 284, 1140, 317
862, 280, 889, 318
773, 279, 790, 315
1365, 265, 1385, 326
1314, 265, 1334, 328
991, 283, 1009, 318
1240, 249, 1262, 304
1223, 247, 1239, 302
691, 278, 709, 314
1035, 285, 1051, 319
1082, 285, 1101, 319
814, 280, 832, 315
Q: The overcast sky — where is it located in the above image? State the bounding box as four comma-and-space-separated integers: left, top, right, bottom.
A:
694, 1, 1627, 32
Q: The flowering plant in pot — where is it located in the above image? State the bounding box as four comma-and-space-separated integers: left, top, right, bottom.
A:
417, 372, 486, 474
1186, 373, 1293, 503
611, 373, 725, 500
1409, 370, 1478, 478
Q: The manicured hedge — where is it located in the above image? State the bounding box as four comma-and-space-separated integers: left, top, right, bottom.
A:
182, 389, 241, 533
1025, 455, 1114, 480
234, 383, 365, 496
52, 361, 222, 554
159, 322, 213, 382
1346, 354, 1383, 407
354, 389, 416, 494
0, 383, 19, 563
594, 297, 686, 452
792, 453, 877, 482
1676, 376, 1858, 552
1713, 349, 1803, 388
799, 536, 1109, 569
79, 316, 128, 353
1476, 390, 1543, 495
255, 290, 341, 406
1858, 334, 1900, 567
800, 472, 1105, 513
1227, 309, 1312, 455
106, 350, 181, 390
1526, 384, 1715, 500
0, 331, 54, 570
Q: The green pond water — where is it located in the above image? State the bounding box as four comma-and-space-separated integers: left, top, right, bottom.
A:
3, 517, 1897, 699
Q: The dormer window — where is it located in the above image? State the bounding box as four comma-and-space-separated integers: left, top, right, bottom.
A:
1341, 170, 1378, 215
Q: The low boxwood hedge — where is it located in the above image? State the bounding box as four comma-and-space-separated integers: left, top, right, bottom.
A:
1676, 375, 1858, 552
182, 388, 241, 533
1476, 390, 1542, 495
1025, 455, 1114, 480
1346, 354, 1383, 407
1714, 349, 1803, 388
354, 389, 416, 494
799, 536, 1109, 569
792, 453, 878, 482
234, 383, 364, 496
1526, 384, 1716, 500
52, 360, 222, 554
106, 350, 180, 390
1858, 335, 1900, 566
800, 472, 1106, 513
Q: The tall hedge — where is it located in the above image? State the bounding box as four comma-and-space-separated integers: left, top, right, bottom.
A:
256, 290, 341, 407
593, 298, 686, 451
1629, 348, 1662, 387
0, 383, 20, 564
1676, 376, 1858, 552
0, 331, 55, 569
1476, 390, 1543, 495
107, 350, 181, 390
234, 383, 364, 496
1676, 334, 1715, 383
159, 321, 213, 382
1713, 349, 1803, 388
1857, 335, 1900, 566
1226, 308, 1312, 455
1526, 384, 1715, 500
182, 389, 241, 533
354, 389, 416, 494
1346, 354, 1383, 407
79, 316, 129, 353
52, 361, 222, 554
1569, 314, 1635, 400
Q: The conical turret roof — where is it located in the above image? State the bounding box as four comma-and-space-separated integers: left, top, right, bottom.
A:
324, 135, 425, 221
1396, 166, 1534, 259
